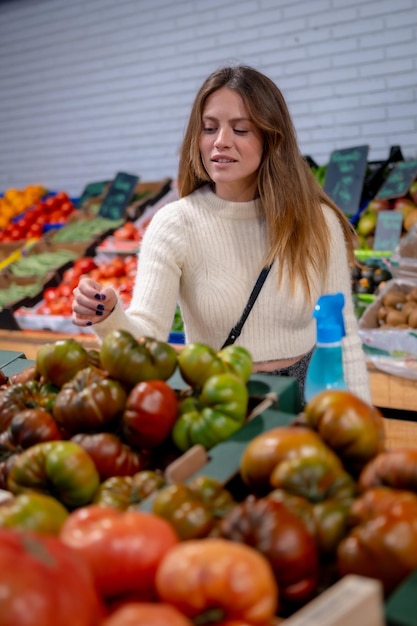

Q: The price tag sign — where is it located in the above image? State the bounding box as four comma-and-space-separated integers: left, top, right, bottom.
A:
373, 210, 403, 251
375, 159, 417, 200
98, 172, 139, 220
76, 180, 110, 208
323, 145, 369, 215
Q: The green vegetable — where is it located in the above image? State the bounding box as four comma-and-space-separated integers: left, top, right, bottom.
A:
172, 372, 249, 451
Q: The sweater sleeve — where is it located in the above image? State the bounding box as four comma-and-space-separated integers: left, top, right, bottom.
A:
91, 201, 185, 343
322, 206, 372, 404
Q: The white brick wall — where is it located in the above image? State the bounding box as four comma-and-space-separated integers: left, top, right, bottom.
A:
0, 0, 416, 196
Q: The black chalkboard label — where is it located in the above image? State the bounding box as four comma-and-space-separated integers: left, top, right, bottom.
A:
76, 180, 110, 208
373, 210, 403, 251
375, 159, 417, 200
98, 172, 139, 220
323, 145, 369, 215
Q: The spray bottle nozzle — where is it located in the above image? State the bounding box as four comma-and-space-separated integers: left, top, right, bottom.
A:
313, 292, 346, 343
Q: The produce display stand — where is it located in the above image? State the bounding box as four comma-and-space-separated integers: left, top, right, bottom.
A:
0, 347, 415, 625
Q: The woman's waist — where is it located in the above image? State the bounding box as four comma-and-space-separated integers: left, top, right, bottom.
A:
253, 354, 307, 372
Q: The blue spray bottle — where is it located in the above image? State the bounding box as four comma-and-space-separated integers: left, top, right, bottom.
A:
304, 292, 347, 403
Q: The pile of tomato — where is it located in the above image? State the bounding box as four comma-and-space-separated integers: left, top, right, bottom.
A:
0, 333, 417, 624
37, 254, 137, 316
0, 191, 75, 243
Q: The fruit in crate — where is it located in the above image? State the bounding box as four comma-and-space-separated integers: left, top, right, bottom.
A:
356, 210, 377, 237
0, 191, 75, 243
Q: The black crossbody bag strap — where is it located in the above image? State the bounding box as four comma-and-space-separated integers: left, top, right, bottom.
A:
221, 264, 273, 348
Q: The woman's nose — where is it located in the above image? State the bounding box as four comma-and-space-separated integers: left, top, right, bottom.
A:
214, 127, 231, 148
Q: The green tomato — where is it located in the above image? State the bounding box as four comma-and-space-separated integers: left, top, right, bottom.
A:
36, 339, 90, 388
0, 492, 68, 535
172, 372, 249, 451
7, 441, 100, 508
177, 343, 227, 389
217, 345, 253, 383
100, 330, 177, 387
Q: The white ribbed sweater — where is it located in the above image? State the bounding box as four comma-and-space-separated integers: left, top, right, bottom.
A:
93, 185, 371, 402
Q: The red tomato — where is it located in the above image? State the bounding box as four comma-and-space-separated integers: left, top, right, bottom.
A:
48, 300, 69, 315
74, 257, 98, 274
43, 196, 56, 211
53, 191, 70, 206
102, 603, 194, 626
0, 527, 104, 626
57, 283, 73, 299
43, 287, 59, 303
28, 223, 43, 238
122, 380, 179, 449
62, 266, 83, 288
59, 505, 179, 600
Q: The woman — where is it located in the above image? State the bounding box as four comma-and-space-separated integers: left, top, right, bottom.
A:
72, 64, 371, 403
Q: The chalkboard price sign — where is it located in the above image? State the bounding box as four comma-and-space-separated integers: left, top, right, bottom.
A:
323, 145, 369, 215
76, 180, 110, 208
98, 172, 139, 220
373, 210, 403, 252
375, 159, 417, 200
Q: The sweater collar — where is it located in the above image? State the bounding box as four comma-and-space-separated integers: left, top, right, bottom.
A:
195, 184, 262, 219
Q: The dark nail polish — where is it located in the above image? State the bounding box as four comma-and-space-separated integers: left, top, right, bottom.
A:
100, 294, 106, 301
94, 293, 102, 300
96, 310, 103, 316
97, 304, 105, 311
86, 321, 93, 326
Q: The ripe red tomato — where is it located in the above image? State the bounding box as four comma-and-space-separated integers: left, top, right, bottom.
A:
0, 527, 104, 626
43, 287, 59, 303
74, 257, 98, 275
28, 223, 43, 238
57, 283, 73, 298
59, 505, 179, 601
122, 380, 179, 449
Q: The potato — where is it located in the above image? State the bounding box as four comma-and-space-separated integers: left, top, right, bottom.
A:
385, 309, 408, 326
405, 287, 417, 303
408, 308, 417, 329
382, 290, 407, 308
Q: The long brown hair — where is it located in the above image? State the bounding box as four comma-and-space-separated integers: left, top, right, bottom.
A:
177, 65, 356, 303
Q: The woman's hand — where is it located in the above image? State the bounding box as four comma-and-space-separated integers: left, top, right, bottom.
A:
72, 277, 119, 327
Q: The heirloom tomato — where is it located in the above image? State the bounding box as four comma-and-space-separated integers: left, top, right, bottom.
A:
9, 408, 62, 448
122, 379, 179, 448
101, 603, 193, 626
0, 527, 104, 626
219, 495, 318, 604
7, 440, 100, 508
0, 492, 68, 535
93, 470, 165, 510
155, 538, 278, 623
72, 432, 151, 481
178, 342, 253, 389
267, 455, 356, 554
59, 505, 179, 600
36, 338, 91, 387
172, 373, 248, 451
0, 380, 57, 432
240, 426, 342, 494
348, 486, 417, 527
358, 448, 417, 493
152, 476, 235, 540
100, 330, 177, 387
217, 344, 253, 383
337, 496, 417, 595
53, 366, 127, 434
178, 343, 226, 388
303, 389, 385, 474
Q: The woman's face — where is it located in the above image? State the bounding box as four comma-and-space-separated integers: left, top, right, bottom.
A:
199, 87, 264, 202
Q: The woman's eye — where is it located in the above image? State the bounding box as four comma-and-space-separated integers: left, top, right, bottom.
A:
234, 129, 248, 135
202, 126, 216, 133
